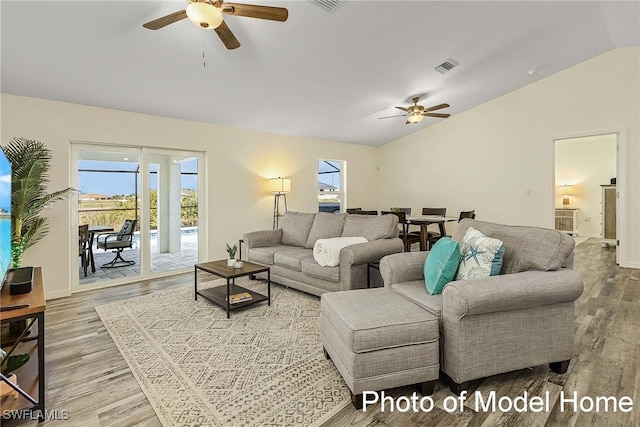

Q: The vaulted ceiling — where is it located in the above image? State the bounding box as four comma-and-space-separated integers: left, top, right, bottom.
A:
2, 1, 638, 146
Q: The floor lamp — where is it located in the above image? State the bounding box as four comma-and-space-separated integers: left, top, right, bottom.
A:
268, 177, 291, 229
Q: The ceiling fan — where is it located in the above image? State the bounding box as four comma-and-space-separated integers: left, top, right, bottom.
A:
143, 0, 288, 50
378, 97, 451, 124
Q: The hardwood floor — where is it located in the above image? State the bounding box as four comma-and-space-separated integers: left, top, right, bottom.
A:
2, 239, 637, 426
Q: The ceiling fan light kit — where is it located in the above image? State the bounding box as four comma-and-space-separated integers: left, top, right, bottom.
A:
407, 114, 424, 124
186, 2, 224, 29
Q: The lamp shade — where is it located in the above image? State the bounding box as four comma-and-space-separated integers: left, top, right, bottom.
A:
560, 185, 574, 195
268, 178, 291, 194
186, 2, 223, 29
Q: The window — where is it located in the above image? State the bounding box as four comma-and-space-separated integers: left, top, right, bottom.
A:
318, 159, 346, 212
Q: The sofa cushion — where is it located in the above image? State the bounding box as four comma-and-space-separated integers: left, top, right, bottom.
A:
452, 219, 574, 274
301, 258, 340, 283
273, 248, 314, 272
455, 227, 504, 281
305, 212, 347, 249
342, 214, 398, 241
391, 282, 443, 318
424, 237, 461, 295
248, 245, 292, 265
280, 212, 316, 247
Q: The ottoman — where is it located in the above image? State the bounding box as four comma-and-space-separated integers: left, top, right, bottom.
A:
320, 288, 440, 409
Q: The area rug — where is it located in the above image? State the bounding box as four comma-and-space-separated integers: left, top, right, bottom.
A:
95, 278, 351, 426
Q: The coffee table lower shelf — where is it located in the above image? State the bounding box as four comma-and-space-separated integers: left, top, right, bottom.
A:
197, 284, 268, 312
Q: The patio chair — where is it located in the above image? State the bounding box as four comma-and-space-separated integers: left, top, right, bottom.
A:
96, 219, 137, 268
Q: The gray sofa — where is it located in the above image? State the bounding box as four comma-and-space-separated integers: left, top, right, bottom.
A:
242, 211, 404, 296
375, 219, 584, 394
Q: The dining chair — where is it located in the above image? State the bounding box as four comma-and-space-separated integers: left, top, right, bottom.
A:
96, 219, 138, 268
458, 210, 476, 221
355, 210, 378, 215
78, 224, 91, 276
409, 207, 447, 248
382, 211, 420, 252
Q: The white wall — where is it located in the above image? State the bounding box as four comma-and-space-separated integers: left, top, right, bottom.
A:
0, 94, 380, 299
555, 134, 617, 237
379, 47, 639, 267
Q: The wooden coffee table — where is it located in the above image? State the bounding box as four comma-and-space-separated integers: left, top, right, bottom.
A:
194, 260, 270, 318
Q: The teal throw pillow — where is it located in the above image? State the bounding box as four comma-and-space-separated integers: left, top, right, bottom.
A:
424, 237, 461, 295
455, 227, 505, 281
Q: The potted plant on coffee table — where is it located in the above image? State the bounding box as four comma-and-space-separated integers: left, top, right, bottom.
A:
226, 243, 237, 267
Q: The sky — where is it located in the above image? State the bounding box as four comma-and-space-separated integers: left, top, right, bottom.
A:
78, 158, 198, 196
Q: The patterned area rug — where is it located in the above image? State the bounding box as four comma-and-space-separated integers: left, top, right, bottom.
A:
95, 278, 351, 426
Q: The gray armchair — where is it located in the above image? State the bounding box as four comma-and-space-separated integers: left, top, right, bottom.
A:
96, 219, 137, 268
379, 219, 584, 394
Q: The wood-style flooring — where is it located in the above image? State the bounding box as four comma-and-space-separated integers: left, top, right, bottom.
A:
2, 238, 637, 426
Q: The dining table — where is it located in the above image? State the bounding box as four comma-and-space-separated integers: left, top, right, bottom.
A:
407, 216, 458, 251
87, 225, 114, 272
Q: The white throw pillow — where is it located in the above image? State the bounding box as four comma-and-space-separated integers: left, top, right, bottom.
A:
455, 227, 505, 281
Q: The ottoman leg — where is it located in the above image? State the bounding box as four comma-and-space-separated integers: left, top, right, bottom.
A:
449, 380, 469, 396
351, 392, 364, 410
323, 347, 331, 360
550, 359, 570, 374
417, 380, 436, 396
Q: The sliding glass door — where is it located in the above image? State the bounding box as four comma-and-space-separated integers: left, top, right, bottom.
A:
149, 152, 199, 274
73, 144, 204, 289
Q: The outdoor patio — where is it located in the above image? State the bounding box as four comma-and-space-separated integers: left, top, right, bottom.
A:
79, 231, 198, 285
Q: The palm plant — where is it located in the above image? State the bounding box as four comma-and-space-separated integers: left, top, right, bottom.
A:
1, 137, 74, 267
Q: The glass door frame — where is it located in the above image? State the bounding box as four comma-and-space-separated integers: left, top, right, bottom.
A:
70, 142, 207, 292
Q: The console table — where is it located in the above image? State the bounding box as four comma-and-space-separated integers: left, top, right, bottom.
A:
0, 267, 45, 420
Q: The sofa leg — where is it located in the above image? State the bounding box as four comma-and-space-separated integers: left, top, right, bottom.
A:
323, 347, 331, 360
550, 359, 571, 374
417, 380, 436, 396
449, 380, 469, 396
351, 392, 363, 410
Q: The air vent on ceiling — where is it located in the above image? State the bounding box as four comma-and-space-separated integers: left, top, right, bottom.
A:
308, 0, 343, 13
434, 59, 458, 75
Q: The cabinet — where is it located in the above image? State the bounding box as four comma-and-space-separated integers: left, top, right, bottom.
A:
0, 267, 45, 420
555, 209, 579, 236
601, 184, 616, 245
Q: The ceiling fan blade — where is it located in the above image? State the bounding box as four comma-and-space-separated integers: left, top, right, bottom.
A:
222, 3, 288, 21
214, 20, 241, 50
395, 106, 410, 112
378, 114, 406, 120
143, 10, 187, 30
423, 113, 451, 118
424, 103, 450, 112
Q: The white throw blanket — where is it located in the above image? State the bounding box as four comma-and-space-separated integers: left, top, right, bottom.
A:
313, 237, 368, 267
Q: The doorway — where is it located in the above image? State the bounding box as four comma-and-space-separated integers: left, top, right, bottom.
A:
553, 132, 622, 263
72, 143, 205, 290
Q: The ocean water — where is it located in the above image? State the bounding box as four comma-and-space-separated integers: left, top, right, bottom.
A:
0, 218, 10, 278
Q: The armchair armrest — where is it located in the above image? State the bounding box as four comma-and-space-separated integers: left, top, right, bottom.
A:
379, 251, 428, 288
339, 238, 404, 267
242, 229, 283, 248
442, 269, 583, 317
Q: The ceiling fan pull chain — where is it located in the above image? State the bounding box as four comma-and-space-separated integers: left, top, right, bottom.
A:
202, 31, 206, 68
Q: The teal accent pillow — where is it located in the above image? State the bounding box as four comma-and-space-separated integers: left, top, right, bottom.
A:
424, 237, 461, 295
